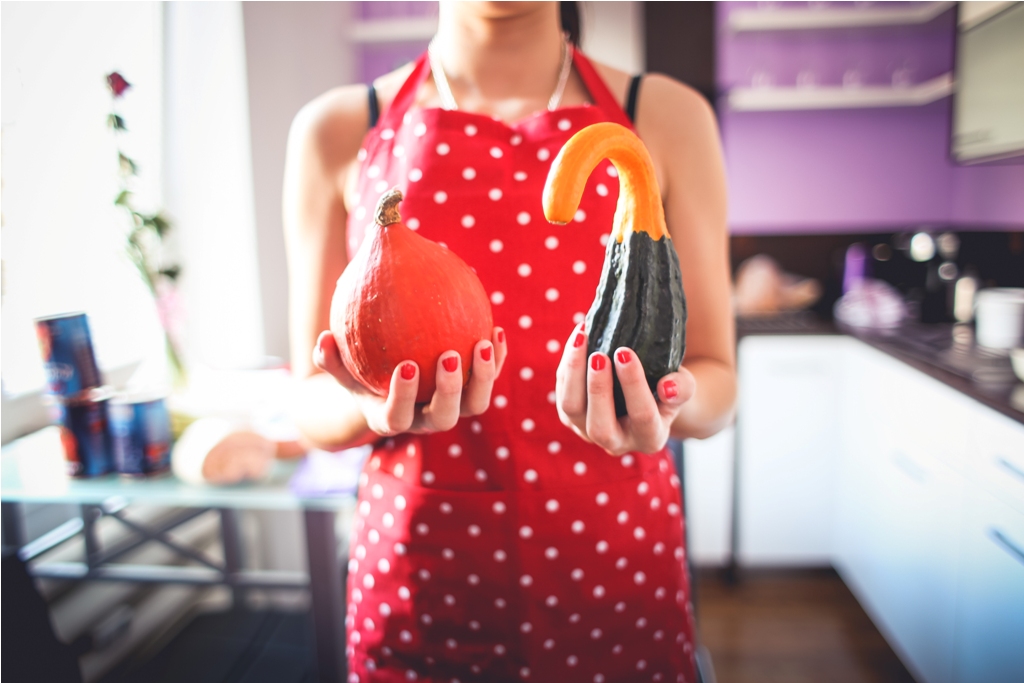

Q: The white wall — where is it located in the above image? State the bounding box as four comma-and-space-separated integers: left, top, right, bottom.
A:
580, 1, 645, 74
1, 1, 166, 394
163, 2, 266, 370
242, 2, 356, 362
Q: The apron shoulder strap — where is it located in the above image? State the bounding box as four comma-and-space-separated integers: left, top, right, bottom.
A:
625, 74, 644, 124
571, 47, 635, 129
377, 52, 432, 131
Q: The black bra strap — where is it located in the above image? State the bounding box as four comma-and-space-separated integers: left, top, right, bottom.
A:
367, 84, 380, 130
625, 74, 643, 124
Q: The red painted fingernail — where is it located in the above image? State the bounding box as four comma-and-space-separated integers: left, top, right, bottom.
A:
497, 330, 505, 344
616, 350, 631, 364
573, 332, 585, 348
481, 346, 492, 362
443, 356, 458, 372
663, 380, 678, 399
401, 363, 416, 380
590, 354, 606, 371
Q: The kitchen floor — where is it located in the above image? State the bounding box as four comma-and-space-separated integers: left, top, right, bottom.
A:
693, 568, 916, 683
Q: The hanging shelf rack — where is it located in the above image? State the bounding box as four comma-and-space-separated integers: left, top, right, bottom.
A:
729, 1, 955, 32
350, 17, 437, 44
727, 72, 954, 111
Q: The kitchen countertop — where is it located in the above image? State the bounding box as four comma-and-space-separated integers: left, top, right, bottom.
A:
736, 315, 1024, 426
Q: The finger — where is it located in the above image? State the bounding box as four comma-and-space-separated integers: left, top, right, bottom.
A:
491, 327, 508, 378
418, 352, 464, 432
586, 352, 627, 454
462, 340, 496, 416
314, 331, 359, 390
657, 367, 696, 419
614, 348, 665, 453
555, 323, 589, 432
370, 361, 419, 435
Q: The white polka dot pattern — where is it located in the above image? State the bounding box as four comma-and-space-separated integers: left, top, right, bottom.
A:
343, 55, 695, 682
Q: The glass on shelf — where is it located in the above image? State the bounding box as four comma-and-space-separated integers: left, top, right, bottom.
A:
843, 67, 865, 89
890, 58, 918, 88
751, 67, 776, 89
796, 68, 819, 89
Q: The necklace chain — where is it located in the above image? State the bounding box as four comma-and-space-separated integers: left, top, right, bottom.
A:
428, 35, 573, 113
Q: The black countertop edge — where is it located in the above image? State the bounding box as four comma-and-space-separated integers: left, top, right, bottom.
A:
736, 318, 1024, 427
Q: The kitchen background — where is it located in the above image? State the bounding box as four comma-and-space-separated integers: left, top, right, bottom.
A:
2, 2, 1022, 683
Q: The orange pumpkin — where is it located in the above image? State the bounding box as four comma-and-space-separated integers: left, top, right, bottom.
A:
330, 189, 493, 402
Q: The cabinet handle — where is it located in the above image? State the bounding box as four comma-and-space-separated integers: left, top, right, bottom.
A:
997, 458, 1024, 485
990, 528, 1024, 568
890, 452, 927, 483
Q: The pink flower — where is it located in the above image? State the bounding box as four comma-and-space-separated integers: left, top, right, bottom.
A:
155, 280, 184, 346
106, 72, 131, 98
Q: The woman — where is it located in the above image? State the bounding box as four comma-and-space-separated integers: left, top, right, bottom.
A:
284, 3, 735, 681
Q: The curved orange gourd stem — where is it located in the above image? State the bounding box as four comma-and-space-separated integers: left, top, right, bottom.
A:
542, 122, 668, 243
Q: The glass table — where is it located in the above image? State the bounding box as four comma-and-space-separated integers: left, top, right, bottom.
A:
1, 426, 355, 683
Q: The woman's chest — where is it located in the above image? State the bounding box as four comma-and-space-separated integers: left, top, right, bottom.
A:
346, 107, 623, 357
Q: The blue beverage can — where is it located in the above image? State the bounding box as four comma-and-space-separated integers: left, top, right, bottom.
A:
109, 393, 172, 477
35, 313, 103, 399
58, 388, 114, 478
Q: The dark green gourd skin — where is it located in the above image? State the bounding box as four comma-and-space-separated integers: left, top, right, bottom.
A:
586, 231, 687, 417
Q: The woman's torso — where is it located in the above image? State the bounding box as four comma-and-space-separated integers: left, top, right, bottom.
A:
343, 50, 697, 683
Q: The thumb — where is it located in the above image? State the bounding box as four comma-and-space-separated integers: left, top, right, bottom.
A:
656, 367, 696, 419
314, 331, 358, 389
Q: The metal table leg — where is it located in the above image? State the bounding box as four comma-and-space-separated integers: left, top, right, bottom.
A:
2, 501, 25, 554
81, 505, 102, 567
305, 509, 346, 683
219, 509, 245, 608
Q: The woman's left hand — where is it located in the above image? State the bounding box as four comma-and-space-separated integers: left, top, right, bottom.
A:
555, 323, 696, 455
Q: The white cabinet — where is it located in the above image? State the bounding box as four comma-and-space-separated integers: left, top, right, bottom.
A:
833, 345, 965, 683
966, 403, 1024, 516
736, 336, 848, 566
953, 408, 1024, 683
737, 334, 1024, 683
832, 341, 1024, 683
954, 484, 1024, 683
682, 426, 735, 566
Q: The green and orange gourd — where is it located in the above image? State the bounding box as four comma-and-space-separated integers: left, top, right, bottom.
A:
544, 122, 687, 416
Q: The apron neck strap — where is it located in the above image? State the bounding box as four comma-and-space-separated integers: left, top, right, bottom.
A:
378, 52, 433, 131
379, 48, 635, 131
571, 47, 635, 130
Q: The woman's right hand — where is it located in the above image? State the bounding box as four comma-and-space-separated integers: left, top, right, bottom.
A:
313, 328, 507, 437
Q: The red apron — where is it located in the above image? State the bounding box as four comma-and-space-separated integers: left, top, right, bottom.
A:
344, 49, 696, 683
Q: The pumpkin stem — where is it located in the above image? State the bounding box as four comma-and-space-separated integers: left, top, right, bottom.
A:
375, 188, 404, 227
542, 122, 668, 243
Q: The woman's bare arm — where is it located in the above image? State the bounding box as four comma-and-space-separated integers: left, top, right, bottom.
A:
284, 70, 508, 450
554, 66, 736, 449
283, 85, 376, 450
638, 74, 736, 440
